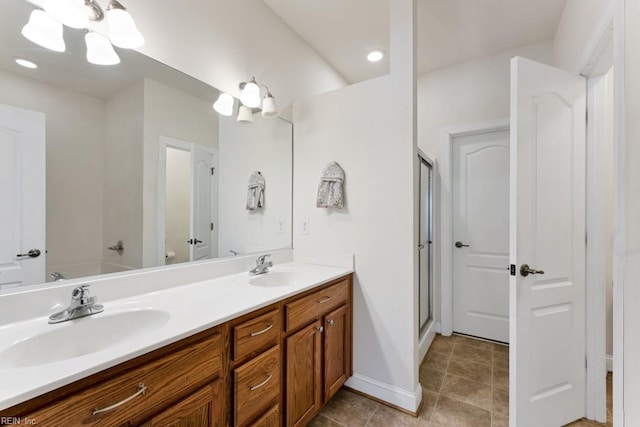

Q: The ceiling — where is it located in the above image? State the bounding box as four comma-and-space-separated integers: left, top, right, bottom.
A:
264, 0, 568, 83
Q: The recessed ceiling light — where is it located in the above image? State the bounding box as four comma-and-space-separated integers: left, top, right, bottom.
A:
15, 58, 38, 69
367, 49, 385, 62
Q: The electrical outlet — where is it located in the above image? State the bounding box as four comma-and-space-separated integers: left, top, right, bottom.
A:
302, 219, 310, 235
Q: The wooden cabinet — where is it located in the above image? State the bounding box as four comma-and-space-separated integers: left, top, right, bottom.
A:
284, 277, 353, 427
2, 273, 353, 427
141, 381, 224, 427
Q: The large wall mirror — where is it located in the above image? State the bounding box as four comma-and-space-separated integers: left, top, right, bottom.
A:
0, 0, 293, 289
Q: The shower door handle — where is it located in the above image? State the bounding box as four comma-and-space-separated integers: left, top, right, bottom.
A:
418, 244, 425, 250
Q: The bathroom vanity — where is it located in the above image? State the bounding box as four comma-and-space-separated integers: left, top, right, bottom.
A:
0, 260, 353, 427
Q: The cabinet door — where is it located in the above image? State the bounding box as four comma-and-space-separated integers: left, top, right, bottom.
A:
141, 380, 223, 427
324, 305, 350, 402
285, 320, 322, 427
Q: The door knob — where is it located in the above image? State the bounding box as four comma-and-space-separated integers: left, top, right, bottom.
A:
520, 264, 545, 277
16, 249, 41, 259
455, 241, 470, 248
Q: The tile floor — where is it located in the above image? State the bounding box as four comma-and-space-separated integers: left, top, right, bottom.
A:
310, 333, 613, 427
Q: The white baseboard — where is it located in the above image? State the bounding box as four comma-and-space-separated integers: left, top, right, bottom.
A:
345, 373, 422, 413
607, 354, 613, 372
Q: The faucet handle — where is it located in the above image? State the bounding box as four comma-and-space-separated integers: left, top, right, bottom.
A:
256, 254, 272, 265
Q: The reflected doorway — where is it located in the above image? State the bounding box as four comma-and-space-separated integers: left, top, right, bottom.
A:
419, 154, 434, 337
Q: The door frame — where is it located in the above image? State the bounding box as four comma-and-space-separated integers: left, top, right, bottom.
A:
439, 118, 510, 337
417, 149, 437, 362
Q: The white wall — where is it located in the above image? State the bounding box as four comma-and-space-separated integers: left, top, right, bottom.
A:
0, 69, 105, 280
103, 80, 145, 271
218, 114, 292, 256
554, 0, 615, 73
165, 148, 191, 264
292, 0, 419, 411
119, 0, 347, 109
618, 0, 640, 423
141, 78, 218, 267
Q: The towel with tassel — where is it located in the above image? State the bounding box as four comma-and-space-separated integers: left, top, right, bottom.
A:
246, 171, 265, 210
316, 162, 345, 208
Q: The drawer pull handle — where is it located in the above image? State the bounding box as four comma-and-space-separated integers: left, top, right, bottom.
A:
250, 323, 274, 337
249, 373, 273, 391
317, 296, 331, 304
93, 383, 147, 415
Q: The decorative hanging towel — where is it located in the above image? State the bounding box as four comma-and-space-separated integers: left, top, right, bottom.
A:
246, 171, 265, 210
316, 162, 345, 208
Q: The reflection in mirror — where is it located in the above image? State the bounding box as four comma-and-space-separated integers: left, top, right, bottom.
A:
0, 0, 292, 290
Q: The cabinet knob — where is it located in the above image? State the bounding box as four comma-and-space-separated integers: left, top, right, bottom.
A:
317, 326, 324, 333
327, 319, 335, 326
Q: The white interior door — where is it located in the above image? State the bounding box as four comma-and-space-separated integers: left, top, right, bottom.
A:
509, 56, 586, 427
0, 104, 46, 289
190, 146, 215, 261
452, 129, 510, 343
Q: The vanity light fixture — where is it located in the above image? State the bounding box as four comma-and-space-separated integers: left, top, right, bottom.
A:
20, 0, 143, 66
213, 93, 235, 116
21, 9, 66, 52
15, 58, 38, 69
239, 77, 261, 109
261, 91, 278, 118
237, 105, 254, 123
85, 31, 121, 65
367, 49, 385, 62
43, 0, 88, 29
106, 0, 145, 49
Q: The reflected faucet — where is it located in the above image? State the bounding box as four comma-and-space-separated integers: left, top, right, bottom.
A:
50, 272, 66, 281
249, 254, 273, 275
48, 284, 104, 324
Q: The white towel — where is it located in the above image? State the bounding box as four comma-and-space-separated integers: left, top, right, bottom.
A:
316, 162, 345, 208
246, 171, 265, 210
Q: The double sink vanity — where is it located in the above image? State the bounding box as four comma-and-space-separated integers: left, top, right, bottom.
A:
0, 252, 354, 426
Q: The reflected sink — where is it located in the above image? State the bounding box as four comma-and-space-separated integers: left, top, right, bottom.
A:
249, 271, 310, 287
0, 309, 171, 368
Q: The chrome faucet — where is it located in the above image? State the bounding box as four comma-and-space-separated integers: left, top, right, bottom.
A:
50, 272, 66, 281
48, 284, 104, 324
249, 254, 273, 275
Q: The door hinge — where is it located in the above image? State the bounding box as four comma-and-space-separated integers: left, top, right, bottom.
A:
210, 222, 214, 231
211, 167, 215, 175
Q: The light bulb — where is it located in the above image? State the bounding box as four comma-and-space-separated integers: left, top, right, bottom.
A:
43, 0, 89, 29
367, 49, 385, 62
213, 93, 235, 116
85, 32, 121, 65
240, 80, 261, 108
107, 8, 144, 49
22, 10, 66, 52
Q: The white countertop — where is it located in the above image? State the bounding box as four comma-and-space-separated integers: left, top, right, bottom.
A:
0, 262, 352, 411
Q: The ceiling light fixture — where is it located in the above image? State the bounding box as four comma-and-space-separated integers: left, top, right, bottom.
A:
20, 1, 143, 66
21, 9, 66, 52
14, 58, 38, 69
367, 49, 385, 62
213, 93, 235, 116
85, 31, 121, 65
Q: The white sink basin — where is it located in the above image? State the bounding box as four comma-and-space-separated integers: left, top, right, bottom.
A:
249, 271, 310, 287
0, 309, 171, 368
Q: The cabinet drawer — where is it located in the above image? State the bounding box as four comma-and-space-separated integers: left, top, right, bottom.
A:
252, 404, 280, 427
233, 309, 280, 361
23, 330, 222, 426
285, 279, 349, 332
234, 345, 280, 426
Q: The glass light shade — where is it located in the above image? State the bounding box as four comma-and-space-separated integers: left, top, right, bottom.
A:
261, 95, 278, 118
240, 81, 261, 108
22, 10, 66, 52
237, 105, 254, 123
107, 8, 145, 49
43, 0, 89, 29
213, 93, 235, 116
85, 32, 121, 65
